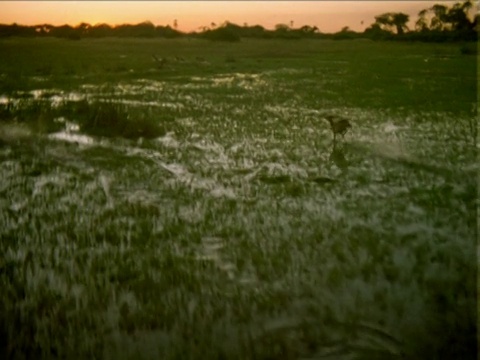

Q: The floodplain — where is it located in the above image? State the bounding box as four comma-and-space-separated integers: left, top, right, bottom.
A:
0, 38, 477, 359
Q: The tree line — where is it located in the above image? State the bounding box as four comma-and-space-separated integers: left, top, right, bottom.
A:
0, 1, 476, 42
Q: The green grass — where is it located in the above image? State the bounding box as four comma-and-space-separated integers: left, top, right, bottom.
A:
0, 37, 476, 113
0, 38, 477, 359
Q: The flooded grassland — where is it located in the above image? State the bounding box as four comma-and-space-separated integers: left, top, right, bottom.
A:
0, 38, 477, 359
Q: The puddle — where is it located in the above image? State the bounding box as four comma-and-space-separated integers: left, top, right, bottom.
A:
49, 131, 95, 145
156, 132, 180, 149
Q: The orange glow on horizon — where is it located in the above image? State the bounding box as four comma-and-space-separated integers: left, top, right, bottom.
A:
0, 1, 459, 33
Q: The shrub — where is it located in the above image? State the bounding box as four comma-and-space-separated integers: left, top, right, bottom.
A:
0, 100, 63, 134
459, 43, 477, 55
203, 27, 241, 42
64, 100, 165, 139
0, 100, 167, 140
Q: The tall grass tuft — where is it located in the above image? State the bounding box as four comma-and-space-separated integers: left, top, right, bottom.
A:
69, 100, 165, 139
1, 99, 167, 140
0, 100, 63, 134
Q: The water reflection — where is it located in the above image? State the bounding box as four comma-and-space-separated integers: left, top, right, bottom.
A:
329, 138, 349, 172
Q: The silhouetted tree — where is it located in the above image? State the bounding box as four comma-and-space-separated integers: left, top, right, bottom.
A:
155, 25, 182, 38
0, 4, 476, 42
445, 1, 473, 31
373, 12, 409, 34
392, 13, 409, 34
273, 23, 302, 39
374, 13, 395, 33
90, 23, 112, 37
51, 24, 79, 39
430, 4, 449, 30
412, 1, 476, 40
202, 21, 241, 41
275, 23, 290, 32
415, 9, 429, 32
75, 22, 90, 37
363, 23, 392, 39
299, 25, 318, 34
134, 21, 156, 37
473, 13, 479, 31
241, 24, 267, 38
34, 24, 53, 36
333, 26, 357, 40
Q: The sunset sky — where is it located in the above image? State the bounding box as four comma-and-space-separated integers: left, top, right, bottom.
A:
0, 1, 460, 33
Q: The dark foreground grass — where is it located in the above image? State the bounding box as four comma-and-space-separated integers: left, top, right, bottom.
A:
0, 38, 477, 359
1, 129, 476, 360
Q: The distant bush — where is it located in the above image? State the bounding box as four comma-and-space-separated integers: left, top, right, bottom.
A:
67, 33, 82, 41
273, 31, 302, 40
459, 43, 477, 55
332, 30, 359, 40
203, 26, 241, 42
67, 100, 165, 139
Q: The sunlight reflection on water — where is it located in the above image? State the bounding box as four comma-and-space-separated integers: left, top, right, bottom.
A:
48, 131, 94, 145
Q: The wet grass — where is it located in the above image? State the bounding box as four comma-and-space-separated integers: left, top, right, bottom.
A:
0, 37, 476, 113
0, 38, 477, 359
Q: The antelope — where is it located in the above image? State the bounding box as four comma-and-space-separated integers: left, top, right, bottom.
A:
152, 54, 167, 69
324, 114, 351, 142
